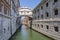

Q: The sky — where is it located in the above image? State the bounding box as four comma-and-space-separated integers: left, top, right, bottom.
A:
20, 0, 42, 9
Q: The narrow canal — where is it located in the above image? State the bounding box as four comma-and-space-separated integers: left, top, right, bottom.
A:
10, 25, 53, 40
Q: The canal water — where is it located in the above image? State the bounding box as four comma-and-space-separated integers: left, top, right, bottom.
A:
10, 25, 53, 40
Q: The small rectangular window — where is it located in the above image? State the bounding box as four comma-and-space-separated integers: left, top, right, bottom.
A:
41, 25, 43, 28
37, 9, 39, 12
46, 3, 48, 7
46, 12, 49, 17
41, 14, 43, 19
46, 25, 49, 29
41, 6, 43, 10
54, 9, 58, 15
54, 26, 58, 32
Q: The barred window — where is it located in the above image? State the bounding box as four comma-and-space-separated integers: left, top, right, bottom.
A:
54, 9, 58, 15
46, 25, 49, 29
54, 26, 58, 32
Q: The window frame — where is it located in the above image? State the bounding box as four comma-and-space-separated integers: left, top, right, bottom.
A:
54, 9, 58, 15
46, 2, 48, 7
54, 26, 59, 32
46, 25, 49, 29
41, 25, 43, 28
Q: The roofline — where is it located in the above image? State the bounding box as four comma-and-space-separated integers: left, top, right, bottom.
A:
33, 0, 48, 11
19, 7, 32, 11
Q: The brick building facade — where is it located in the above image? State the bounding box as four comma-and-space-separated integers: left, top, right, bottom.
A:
0, 0, 20, 40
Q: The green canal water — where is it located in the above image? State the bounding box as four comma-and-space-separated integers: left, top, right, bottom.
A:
10, 25, 53, 40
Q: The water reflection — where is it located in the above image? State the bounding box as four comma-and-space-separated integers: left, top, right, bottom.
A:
20, 25, 33, 40
10, 25, 53, 40
21, 25, 28, 40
